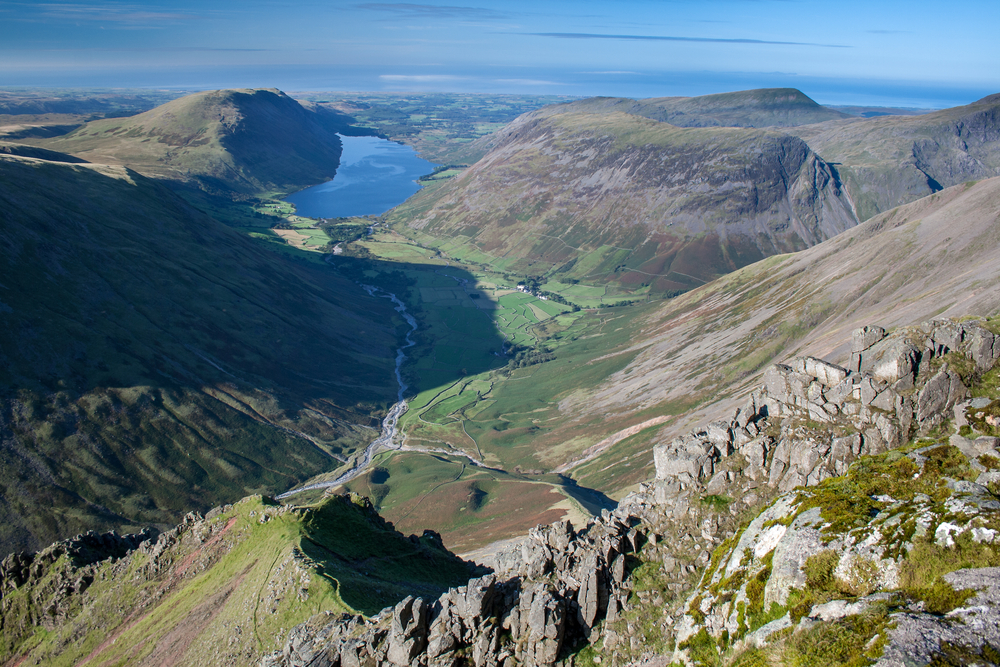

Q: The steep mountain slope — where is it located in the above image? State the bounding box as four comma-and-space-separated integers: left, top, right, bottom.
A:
7, 317, 998, 667
0, 152, 398, 556
413, 177, 1000, 501
36, 88, 350, 195
0, 494, 477, 666
393, 109, 857, 294
789, 93, 1000, 221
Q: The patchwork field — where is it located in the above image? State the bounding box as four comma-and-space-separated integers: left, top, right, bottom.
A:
251, 229, 686, 549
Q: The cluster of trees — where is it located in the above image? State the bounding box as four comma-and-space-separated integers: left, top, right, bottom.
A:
504, 344, 555, 371
417, 164, 469, 182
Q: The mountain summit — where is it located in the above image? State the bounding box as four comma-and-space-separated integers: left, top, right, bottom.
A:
40, 88, 350, 194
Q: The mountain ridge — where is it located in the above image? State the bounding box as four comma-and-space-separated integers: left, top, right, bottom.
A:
787, 93, 1000, 221
393, 109, 858, 295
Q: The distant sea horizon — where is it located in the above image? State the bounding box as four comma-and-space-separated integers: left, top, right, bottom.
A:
1, 65, 993, 110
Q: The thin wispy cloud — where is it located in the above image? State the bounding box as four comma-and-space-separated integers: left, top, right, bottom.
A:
357, 3, 507, 20
0, 46, 272, 52
380, 74, 469, 82
9, 2, 203, 25
495, 78, 562, 86
527, 32, 849, 48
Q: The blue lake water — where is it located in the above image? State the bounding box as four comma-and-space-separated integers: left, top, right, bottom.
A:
284, 135, 437, 218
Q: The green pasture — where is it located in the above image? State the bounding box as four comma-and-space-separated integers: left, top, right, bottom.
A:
264, 228, 671, 532
288, 221, 334, 248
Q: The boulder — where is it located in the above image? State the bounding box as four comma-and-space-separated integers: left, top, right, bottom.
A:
762, 364, 813, 406
862, 339, 921, 385
386, 596, 429, 666
427, 596, 460, 659
966, 325, 1000, 371
791, 357, 849, 387
653, 436, 718, 482
706, 422, 734, 453
852, 326, 886, 353
763, 508, 826, 606
573, 553, 605, 636
519, 584, 566, 667
917, 367, 968, 428
929, 320, 964, 352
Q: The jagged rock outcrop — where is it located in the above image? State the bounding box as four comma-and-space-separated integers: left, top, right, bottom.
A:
646, 318, 1000, 666
7, 315, 996, 667
0, 527, 158, 630
652, 318, 999, 505
667, 435, 1000, 665
263, 510, 648, 667
264, 318, 1000, 667
0, 495, 478, 667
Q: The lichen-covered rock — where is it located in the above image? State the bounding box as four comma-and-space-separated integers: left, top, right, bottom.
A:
386, 596, 428, 666
874, 567, 1000, 667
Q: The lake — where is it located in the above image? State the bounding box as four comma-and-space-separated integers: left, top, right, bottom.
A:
284, 135, 437, 218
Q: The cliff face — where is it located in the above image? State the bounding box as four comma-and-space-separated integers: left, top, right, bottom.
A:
789, 95, 1000, 221
396, 110, 857, 293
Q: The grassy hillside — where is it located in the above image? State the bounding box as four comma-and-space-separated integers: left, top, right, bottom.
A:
789, 93, 1000, 221
35, 88, 351, 195
390, 109, 857, 297
0, 494, 477, 666
0, 152, 400, 556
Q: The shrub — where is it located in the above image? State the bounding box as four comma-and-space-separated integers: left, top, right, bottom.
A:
804, 549, 840, 591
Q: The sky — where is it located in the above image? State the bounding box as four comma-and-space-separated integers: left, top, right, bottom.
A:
2, 0, 998, 108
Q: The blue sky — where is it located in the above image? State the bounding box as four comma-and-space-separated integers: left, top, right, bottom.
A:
1, 0, 997, 107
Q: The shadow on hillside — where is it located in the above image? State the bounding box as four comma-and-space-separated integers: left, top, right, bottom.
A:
558, 476, 618, 516
0, 159, 511, 555
298, 496, 482, 616
323, 253, 511, 395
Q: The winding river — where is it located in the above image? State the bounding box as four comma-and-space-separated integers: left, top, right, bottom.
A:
277, 286, 418, 499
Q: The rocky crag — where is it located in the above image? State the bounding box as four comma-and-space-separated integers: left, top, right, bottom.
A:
789, 94, 1000, 222
3, 317, 997, 666
261, 317, 1000, 667
0, 495, 478, 666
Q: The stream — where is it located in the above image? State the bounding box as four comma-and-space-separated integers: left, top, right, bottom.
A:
277, 285, 418, 499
